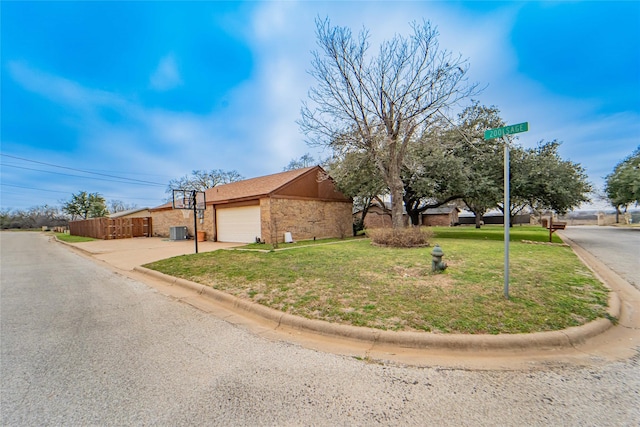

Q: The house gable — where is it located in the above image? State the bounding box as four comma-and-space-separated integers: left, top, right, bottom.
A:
273, 167, 351, 202
203, 167, 315, 205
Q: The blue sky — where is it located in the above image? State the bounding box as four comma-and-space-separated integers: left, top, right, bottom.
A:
1, 1, 639, 211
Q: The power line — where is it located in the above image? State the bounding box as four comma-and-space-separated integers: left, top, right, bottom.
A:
1, 183, 70, 195
1, 183, 165, 203
1, 163, 166, 187
0, 153, 167, 186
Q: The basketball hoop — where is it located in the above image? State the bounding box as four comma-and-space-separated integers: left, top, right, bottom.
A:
172, 189, 206, 254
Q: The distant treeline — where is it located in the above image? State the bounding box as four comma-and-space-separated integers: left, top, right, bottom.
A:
1, 206, 69, 230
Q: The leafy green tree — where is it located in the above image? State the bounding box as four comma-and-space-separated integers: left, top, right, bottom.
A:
326, 151, 386, 230
605, 147, 640, 213
300, 18, 478, 229
62, 191, 108, 220
512, 141, 592, 216
166, 169, 243, 195
442, 102, 506, 227
401, 126, 467, 225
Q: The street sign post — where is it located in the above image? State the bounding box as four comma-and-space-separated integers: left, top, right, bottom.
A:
484, 122, 529, 299
483, 122, 528, 140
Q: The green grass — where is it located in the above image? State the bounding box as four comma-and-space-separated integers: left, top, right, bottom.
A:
238, 236, 362, 251
54, 232, 96, 243
145, 227, 609, 334
431, 225, 564, 243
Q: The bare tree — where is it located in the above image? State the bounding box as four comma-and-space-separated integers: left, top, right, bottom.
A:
299, 18, 478, 228
108, 200, 138, 213
283, 153, 318, 171
166, 169, 244, 196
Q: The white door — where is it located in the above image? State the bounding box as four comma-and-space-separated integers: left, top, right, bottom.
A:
216, 206, 261, 243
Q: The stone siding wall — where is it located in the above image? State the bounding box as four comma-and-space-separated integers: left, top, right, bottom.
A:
261, 198, 353, 244
151, 209, 214, 240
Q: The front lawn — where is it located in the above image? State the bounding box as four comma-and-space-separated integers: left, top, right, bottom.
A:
144, 228, 609, 334
431, 225, 564, 243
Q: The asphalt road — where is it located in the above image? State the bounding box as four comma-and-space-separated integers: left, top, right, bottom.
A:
560, 226, 640, 290
1, 232, 639, 426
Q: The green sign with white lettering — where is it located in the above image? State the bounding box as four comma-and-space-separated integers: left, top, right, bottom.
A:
484, 122, 529, 140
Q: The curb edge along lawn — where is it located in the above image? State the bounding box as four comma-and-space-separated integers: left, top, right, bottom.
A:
144, 231, 611, 335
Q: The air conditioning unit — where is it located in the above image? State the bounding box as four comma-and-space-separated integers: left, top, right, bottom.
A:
169, 226, 188, 241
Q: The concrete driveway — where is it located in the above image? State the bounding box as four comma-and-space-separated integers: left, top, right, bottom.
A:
65, 237, 242, 271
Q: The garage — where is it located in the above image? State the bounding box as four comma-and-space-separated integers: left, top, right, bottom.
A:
216, 205, 261, 243
150, 166, 352, 244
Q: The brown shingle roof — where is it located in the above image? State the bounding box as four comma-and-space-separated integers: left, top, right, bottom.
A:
150, 167, 317, 211
205, 166, 316, 203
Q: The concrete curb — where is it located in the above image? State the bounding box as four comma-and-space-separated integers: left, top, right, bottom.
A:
132, 263, 619, 352
52, 236, 95, 256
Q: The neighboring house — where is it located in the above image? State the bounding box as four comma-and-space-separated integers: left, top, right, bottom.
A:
356, 203, 392, 228
458, 210, 532, 225
108, 208, 151, 219
355, 201, 459, 228
421, 206, 460, 227
149, 166, 353, 244
354, 201, 406, 229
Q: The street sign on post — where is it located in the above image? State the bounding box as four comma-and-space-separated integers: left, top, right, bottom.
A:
484, 122, 529, 300
484, 122, 528, 140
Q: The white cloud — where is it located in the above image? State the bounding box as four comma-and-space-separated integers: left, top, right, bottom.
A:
149, 54, 182, 91
8, 61, 126, 112
227, 1, 523, 169
6, 3, 636, 211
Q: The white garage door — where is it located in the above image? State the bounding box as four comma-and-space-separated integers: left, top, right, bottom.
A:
216, 206, 261, 243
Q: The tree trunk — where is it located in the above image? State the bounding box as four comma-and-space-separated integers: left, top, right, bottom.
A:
388, 171, 405, 229
390, 179, 405, 229
409, 210, 420, 226
475, 214, 482, 229
385, 141, 405, 230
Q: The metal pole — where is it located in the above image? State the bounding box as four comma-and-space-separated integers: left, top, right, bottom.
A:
503, 139, 510, 299
192, 192, 198, 254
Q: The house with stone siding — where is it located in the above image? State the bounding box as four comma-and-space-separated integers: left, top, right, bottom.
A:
149, 166, 353, 244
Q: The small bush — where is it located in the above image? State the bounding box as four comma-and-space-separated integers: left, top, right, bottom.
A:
365, 227, 433, 248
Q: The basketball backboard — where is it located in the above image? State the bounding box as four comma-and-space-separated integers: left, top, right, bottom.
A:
172, 189, 206, 210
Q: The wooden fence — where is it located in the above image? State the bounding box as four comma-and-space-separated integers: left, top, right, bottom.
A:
69, 217, 152, 240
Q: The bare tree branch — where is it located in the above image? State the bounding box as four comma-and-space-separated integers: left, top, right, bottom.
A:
299, 18, 479, 228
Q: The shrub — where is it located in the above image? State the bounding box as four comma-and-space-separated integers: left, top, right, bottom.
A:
365, 227, 433, 248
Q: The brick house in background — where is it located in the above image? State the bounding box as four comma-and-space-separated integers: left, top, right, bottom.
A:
355, 202, 406, 228
421, 206, 460, 226
149, 166, 353, 244
355, 201, 459, 228
108, 207, 151, 219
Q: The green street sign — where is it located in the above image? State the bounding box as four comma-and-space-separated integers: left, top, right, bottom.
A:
484, 122, 529, 140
